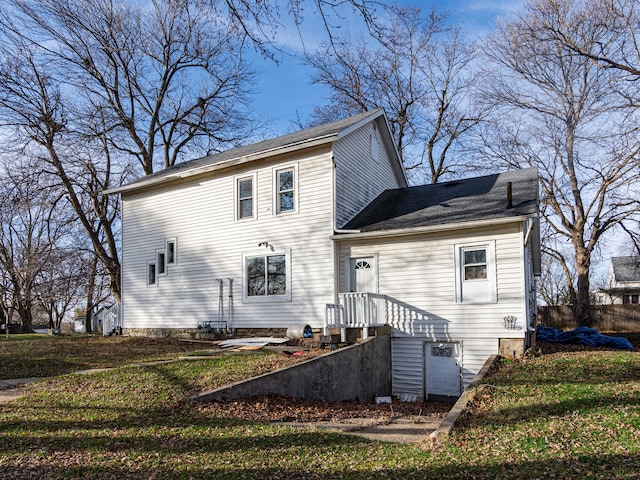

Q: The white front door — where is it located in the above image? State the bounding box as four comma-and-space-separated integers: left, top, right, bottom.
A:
425, 342, 462, 400
349, 257, 375, 293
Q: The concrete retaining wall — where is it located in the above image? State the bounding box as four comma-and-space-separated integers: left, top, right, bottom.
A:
192, 334, 391, 403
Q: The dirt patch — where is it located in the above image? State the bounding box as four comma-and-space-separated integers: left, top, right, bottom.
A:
535, 336, 640, 355
199, 394, 451, 423
0, 386, 28, 404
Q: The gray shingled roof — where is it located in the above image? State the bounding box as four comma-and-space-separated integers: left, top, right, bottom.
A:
344, 167, 539, 232
612, 256, 640, 282
106, 109, 386, 194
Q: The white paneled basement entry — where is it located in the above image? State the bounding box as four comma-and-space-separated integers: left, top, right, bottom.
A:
425, 341, 462, 400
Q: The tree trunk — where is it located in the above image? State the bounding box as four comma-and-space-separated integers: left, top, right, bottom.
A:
573, 249, 592, 326
84, 256, 98, 334
17, 304, 33, 333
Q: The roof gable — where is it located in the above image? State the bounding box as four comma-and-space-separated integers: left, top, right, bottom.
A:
344, 167, 539, 232
611, 256, 640, 283
106, 109, 389, 195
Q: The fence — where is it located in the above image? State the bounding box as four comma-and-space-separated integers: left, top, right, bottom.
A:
538, 304, 640, 332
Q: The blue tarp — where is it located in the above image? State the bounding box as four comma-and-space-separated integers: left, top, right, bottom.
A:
537, 325, 634, 350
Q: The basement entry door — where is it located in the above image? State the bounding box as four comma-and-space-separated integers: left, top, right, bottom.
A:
425, 342, 462, 401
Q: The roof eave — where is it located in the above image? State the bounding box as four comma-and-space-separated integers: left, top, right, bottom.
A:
105, 133, 337, 195
330, 213, 538, 240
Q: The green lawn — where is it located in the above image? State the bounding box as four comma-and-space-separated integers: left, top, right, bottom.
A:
1, 336, 639, 479
0, 335, 219, 379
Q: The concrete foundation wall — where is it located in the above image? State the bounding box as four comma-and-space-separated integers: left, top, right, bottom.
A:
193, 334, 391, 403
499, 338, 526, 357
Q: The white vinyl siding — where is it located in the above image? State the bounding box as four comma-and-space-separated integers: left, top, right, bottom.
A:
120, 149, 335, 330
333, 121, 404, 228
336, 223, 528, 398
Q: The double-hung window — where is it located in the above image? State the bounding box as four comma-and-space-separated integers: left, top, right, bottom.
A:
463, 249, 487, 280
243, 250, 291, 302
273, 165, 297, 214
455, 241, 496, 304
236, 174, 256, 220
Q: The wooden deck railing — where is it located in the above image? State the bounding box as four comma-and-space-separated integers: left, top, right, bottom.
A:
324, 293, 388, 341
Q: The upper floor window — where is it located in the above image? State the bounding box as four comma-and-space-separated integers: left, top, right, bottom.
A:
235, 174, 256, 220
273, 165, 297, 214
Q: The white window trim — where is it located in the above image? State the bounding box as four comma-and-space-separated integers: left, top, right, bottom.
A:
147, 261, 158, 287
272, 164, 298, 215
454, 241, 497, 304
242, 247, 292, 303
156, 249, 167, 276
234, 172, 257, 221
166, 237, 177, 265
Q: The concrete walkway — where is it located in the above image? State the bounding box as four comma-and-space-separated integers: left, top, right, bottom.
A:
285, 414, 444, 444
0, 377, 41, 404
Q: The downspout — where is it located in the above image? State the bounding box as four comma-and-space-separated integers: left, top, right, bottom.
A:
523, 218, 535, 247
523, 218, 537, 334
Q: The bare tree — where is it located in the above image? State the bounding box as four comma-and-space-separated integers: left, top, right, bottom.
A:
0, 164, 73, 332
0, 0, 261, 301
479, 0, 640, 325
305, 4, 485, 183
36, 248, 86, 331
2, 0, 258, 175
539, 0, 640, 84
0, 39, 127, 300
538, 254, 574, 306
540, 0, 640, 257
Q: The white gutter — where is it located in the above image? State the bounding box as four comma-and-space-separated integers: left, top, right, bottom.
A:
330, 214, 537, 240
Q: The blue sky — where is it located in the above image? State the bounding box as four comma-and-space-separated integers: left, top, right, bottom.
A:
250, 0, 524, 135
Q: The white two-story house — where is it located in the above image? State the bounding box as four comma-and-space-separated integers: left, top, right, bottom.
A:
596, 256, 640, 305
107, 109, 541, 400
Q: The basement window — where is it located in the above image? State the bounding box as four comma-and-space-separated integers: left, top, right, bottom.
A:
157, 250, 166, 275
147, 262, 157, 286
166, 238, 177, 265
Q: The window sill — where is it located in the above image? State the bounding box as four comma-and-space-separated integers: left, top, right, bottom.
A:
242, 295, 292, 304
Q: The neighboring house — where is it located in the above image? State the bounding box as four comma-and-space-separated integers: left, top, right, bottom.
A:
106, 109, 541, 401
598, 256, 640, 304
